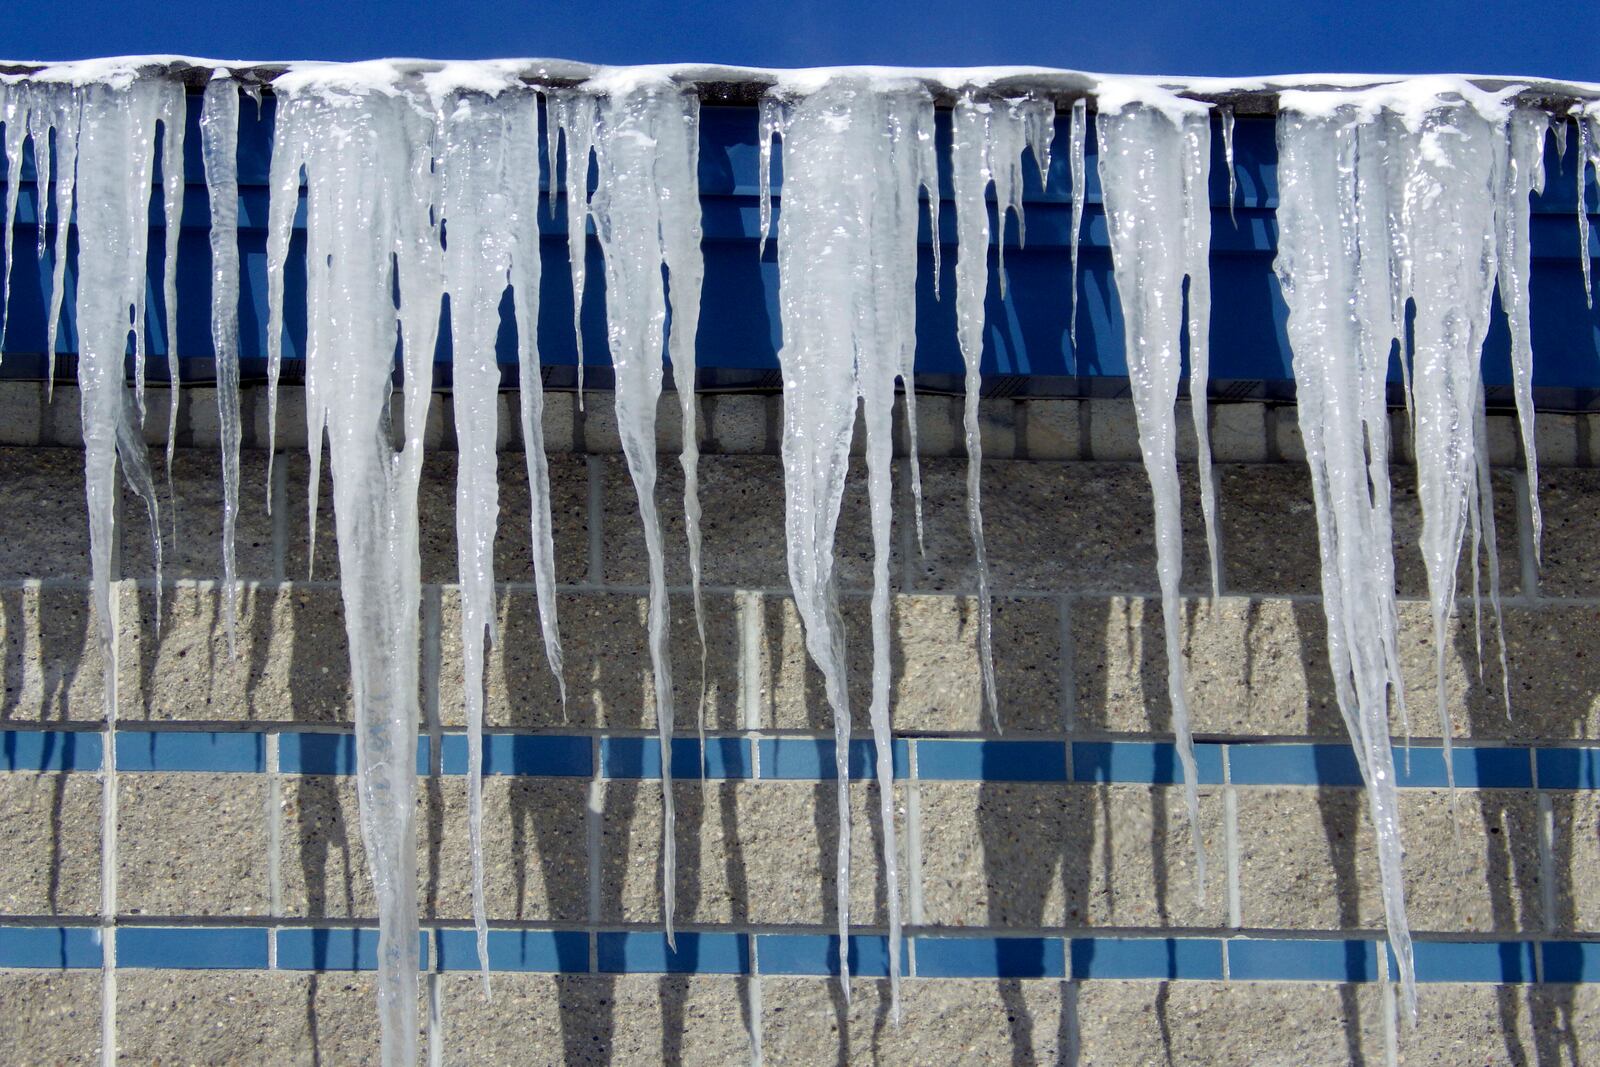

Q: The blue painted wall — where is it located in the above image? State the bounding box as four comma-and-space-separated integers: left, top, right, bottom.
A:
0, 96, 1597, 395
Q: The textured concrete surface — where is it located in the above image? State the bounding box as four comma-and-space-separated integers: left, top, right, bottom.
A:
0, 585, 104, 723
117, 773, 270, 917
0, 774, 99, 916
0, 971, 102, 1065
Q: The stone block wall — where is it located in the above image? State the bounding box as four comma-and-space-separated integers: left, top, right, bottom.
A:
4, 381, 1600, 1064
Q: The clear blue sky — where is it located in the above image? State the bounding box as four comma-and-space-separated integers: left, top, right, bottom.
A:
6, 0, 1597, 83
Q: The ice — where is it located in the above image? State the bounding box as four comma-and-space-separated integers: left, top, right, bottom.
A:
1221, 104, 1237, 223
555, 80, 707, 944
1498, 109, 1549, 566
951, 92, 1054, 727
0, 86, 23, 348
1578, 111, 1594, 306
1094, 95, 1219, 893
762, 76, 937, 1015
549, 93, 596, 404
1274, 81, 1521, 1021
201, 76, 244, 654
158, 87, 185, 512
1068, 98, 1086, 349
268, 75, 440, 1066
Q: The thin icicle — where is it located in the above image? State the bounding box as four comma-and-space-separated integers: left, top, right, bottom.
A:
950, 92, 1054, 729
1180, 113, 1221, 599
263, 100, 306, 514
158, 88, 185, 516
1221, 105, 1237, 225
1578, 110, 1593, 307
201, 75, 243, 655
269, 71, 441, 1067
510, 92, 567, 708
43, 96, 79, 395
1498, 109, 1549, 568
1095, 94, 1217, 896
763, 76, 935, 1020
0, 85, 25, 350
570, 78, 707, 946
550, 93, 596, 406
1068, 98, 1087, 349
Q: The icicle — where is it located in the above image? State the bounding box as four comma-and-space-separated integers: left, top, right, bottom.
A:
43, 95, 78, 395
550, 93, 595, 405
1068, 98, 1086, 349
566, 78, 707, 947
59, 72, 172, 720
1094, 93, 1218, 894
263, 95, 306, 514
158, 88, 185, 512
1221, 105, 1237, 225
1578, 110, 1594, 307
763, 76, 935, 1019
0, 85, 23, 351
269, 71, 441, 1067
1498, 109, 1548, 568
950, 93, 1054, 729
509, 94, 567, 708
29, 95, 52, 271
201, 75, 244, 656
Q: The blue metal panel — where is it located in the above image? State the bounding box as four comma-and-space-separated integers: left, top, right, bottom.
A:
1, 97, 1597, 396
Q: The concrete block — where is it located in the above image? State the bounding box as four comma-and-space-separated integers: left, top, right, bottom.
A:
119, 582, 352, 724
1270, 404, 1306, 463
1234, 788, 1383, 931
1484, 413, 1521, 468
1537, 468, 1600, 597
117, 773, 270, 917
1020, 398, 1083, 460
762, 976, 1069, 1065
438, 590, 741, 731
1084, 398, 1143, 462
976, 397, 1019, 459
117, 971, 397, 1065
280, 451, 338, 584
440, 974, 751, 1066
278, 775, 374, 920
0, 448, 92, 579
1400, 788, 1543, 934
1548, 793, 1600, 935
1536, 412, 1582, 468
124, 449, 274, 580
0, 773, 99, 915
1209, 401, 1269, 463
0, 972, 101, 1064
753, 593, 1063, 734
0, 584, 104, 723
38, 384, 85, 448
579, 390, 699, 457
1072, 595, 1343, 738
1219, 464, 1521, 598
416, 451, 591, 586
702, 393, 773, 455
903, 393, 962, 459
912, 459, 1211, 596
0, 381, 45, 446
1402, 983, 1600, 1067
600, 781, 903, 927
601, 454, 887, 592
1075, 980, 1384, 1066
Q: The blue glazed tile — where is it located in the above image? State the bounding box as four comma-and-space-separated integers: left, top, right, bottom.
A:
441, 734, 591, 777
919, 740, 1066, 782
756, 934, 895, 978
433, 929, 589, 973
596, 932, 749, 974
915, 937, 1064, 979
1392, 746, 1533, 789
1542, 942, 1600, 983
276, 928, 430, 971
116, 731, 265, 773
600, 737, 751, 779
0, 730, 101, 772
118, 927, 269, 970
1389, 941, 1536, 983
0, 926, 101, 968
1227, 743, 1362, 787
1070, 938, 1224, 980
1228, 939, 1378, 982
1537, 749, 1600, 790
278, 733, 430, 776
757, 738, 909, 780
1071, 742, 1224, 786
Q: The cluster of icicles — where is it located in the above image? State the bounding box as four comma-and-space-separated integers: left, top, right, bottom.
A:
0, 60, 1594, 1062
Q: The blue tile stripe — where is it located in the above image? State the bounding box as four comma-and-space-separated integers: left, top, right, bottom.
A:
0, 729, 1575, 789
0, 927, 1594, 981
0, 730, 101, 772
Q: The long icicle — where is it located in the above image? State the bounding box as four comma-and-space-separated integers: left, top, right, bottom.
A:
763, 75, 933, 1018
269, 72, 440, 1067
950, 92, 1054, 729
200, 75, 244, 655
1094, 91, 1218, 897
158, 87, 185, 526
